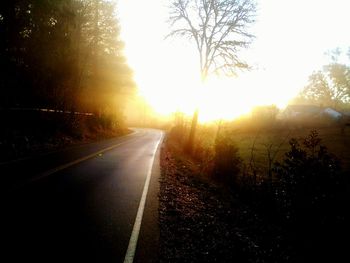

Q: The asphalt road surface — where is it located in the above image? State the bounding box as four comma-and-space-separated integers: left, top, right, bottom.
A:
1, 128, 163, 263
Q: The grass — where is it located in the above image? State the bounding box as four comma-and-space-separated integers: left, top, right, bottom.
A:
192, 121, 350, 177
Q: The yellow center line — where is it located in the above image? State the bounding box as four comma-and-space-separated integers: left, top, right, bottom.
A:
30, 132, 140, 182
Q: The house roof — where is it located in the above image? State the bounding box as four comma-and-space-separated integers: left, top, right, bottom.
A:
285, 105, 321, 114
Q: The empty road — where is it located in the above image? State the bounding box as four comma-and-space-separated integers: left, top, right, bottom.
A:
1, 129, 163, 263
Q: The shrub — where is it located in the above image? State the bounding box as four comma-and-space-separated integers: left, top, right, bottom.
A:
168, 125, 187, 145
273, 130, 342, 223
212, 135, 242, 185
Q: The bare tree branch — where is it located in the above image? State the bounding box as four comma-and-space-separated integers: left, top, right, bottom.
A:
168, 0, 255, 79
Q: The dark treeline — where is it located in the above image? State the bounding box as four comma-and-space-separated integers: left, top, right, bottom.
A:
0, 0, 135, 160
0, 0, 134, 113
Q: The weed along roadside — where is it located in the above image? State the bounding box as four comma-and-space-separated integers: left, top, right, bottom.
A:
158, 125, 349, 262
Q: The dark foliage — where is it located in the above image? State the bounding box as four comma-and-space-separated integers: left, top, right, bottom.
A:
235, 130, 345, 226
270, 130, 347, 261
0, 1, 135, 159
0, 109, 125, 161
273, 130, 343, 224
236, 130, 347, 261
212, 135, 242, 184
166, 125, 349, 261
0, 0, 134, 112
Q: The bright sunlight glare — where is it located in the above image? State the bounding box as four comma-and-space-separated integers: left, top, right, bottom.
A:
118, 0, 350, 122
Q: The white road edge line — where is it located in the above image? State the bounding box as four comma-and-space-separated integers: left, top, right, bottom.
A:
30, 132, 137, 182
123, 132, 164, 263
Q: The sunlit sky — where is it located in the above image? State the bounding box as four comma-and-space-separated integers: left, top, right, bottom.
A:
118, 0, 350, 122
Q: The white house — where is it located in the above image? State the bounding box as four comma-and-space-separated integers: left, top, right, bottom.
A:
323, 108, 342, 120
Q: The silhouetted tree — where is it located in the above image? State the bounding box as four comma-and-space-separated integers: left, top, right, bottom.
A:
298, 71, 335, 106
297, 48, 350, 109
168, 0, 256, 153
77, 0, 135, 119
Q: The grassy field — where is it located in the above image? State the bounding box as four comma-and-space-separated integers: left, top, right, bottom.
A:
191, 121, 350, 177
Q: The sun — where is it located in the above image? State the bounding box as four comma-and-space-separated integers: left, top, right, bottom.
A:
118, 0, 319, 123
132, 67, 296, 123
134, 73, 249, 123
136, 72, 292, 123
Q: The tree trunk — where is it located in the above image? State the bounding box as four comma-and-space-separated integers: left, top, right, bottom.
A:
186, 108, 199, 154
186, 71, 206, 154
215, 119, 223, 141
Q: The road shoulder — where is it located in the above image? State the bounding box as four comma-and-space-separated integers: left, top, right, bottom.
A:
134, 136, 162, 263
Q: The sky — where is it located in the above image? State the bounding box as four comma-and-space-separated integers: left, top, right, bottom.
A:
117, 0, 350, 121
